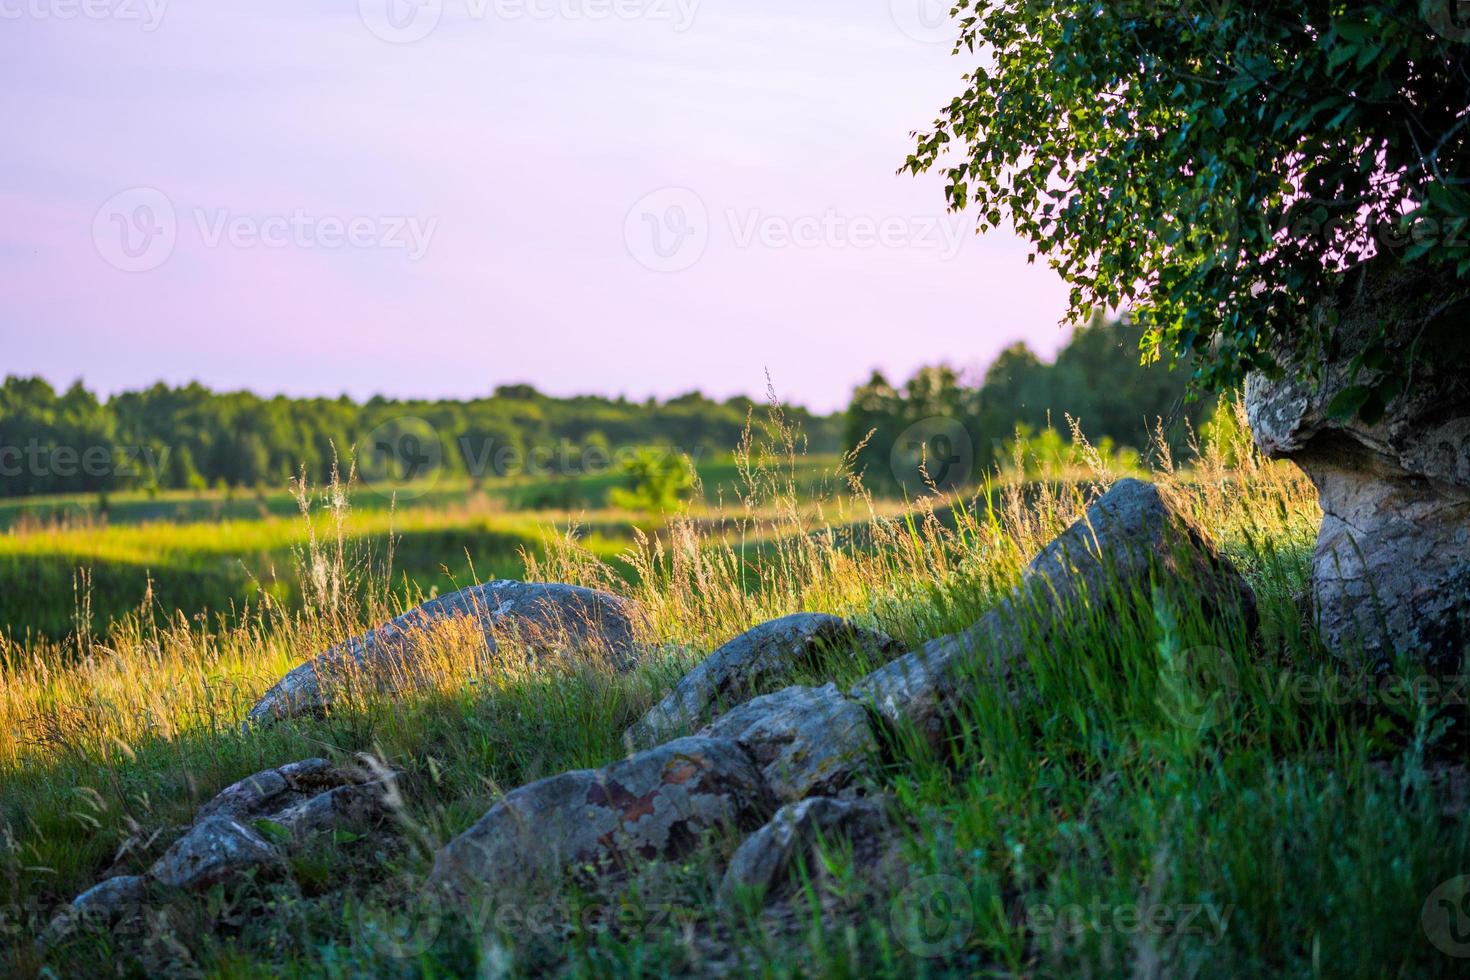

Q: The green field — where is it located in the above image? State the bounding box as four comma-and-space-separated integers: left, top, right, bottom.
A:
0, 455, 845, 643
2, 420, 1468, 978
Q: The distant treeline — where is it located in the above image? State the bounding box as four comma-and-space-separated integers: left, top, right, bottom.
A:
0, 379, 843, 497
3, 316, 1209, 500
847, 314, 1216, 493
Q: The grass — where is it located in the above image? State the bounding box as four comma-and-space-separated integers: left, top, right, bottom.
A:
0, 455, 842, 642
1, 406, 1468, 977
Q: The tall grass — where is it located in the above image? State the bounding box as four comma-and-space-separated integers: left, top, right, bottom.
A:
3, 402, 1467, 977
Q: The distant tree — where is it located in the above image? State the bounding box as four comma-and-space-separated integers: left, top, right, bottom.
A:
166, 444, 205, 492
845, 370, 905, 487
844, 315, 1209, 491
610, 449, 697, 513
0, 378, 843, 499
494, 384, 542, 401
236, 433, 270, 488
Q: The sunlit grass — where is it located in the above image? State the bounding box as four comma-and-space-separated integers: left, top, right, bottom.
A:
3, 403, 1467, 977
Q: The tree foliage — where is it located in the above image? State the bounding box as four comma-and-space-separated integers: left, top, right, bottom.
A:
846, 313, 1212, 491
609, 448, 698, 512
0, 378, 841, 497
905, 1, 1470, 398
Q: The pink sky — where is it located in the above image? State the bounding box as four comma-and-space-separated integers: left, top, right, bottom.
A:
0, 1, 1072, 413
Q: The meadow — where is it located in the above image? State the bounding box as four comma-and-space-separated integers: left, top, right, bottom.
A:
0, 455, 842, 645
1, 409, 1468, 977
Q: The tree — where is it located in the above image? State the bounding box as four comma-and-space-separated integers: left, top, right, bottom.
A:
166, 444, 205, 492
907, 2, 1470, 665
609, 448, 697, 513
845, 370, 906, 489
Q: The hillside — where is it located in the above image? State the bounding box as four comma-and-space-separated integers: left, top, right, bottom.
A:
5, 416, 1468, 977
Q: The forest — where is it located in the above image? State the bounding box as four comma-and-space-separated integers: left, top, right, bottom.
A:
1, 315, 1205, 500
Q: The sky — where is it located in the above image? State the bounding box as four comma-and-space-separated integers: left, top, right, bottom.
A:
0, 0, 1073, 413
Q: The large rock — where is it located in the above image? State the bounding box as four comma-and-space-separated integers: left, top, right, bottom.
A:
699, 684, 878, 803
627, 613, 900, 749
149, 816, 284, 890
717, 797, 894, 909
46, 760, 394, 944
429, 736, 774, 903
40, 875, 153, 947
195, 757, 340, 823
852, 479, 1254, 740
1247, 261, 1470, 668
248, 580, 643, 726
151, 759, 394, 888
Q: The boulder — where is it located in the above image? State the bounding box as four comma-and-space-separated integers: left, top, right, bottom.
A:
853, 479, 1254, 740
73, 873, 150, 912
699, 684, 878, 803
1246, 261, 1470, 667
270, 781, 390, 840
717, 797, 893, 909
247, 580, 643, 726
40, 875, 152, 947
627, 613, 900, 749
46, 760, 395, 946
195, 757, 340, 823
149, 816, 284, 891
153, 759, 394, 888
429, 737, 773, 903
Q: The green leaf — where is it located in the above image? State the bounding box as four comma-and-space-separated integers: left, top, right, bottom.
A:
1335, 17, 1375, 44
1326, 385, 1372, 421
253, 818, 292, 845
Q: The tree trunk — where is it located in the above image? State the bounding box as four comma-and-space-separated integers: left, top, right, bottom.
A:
1246, 259, 1470, 670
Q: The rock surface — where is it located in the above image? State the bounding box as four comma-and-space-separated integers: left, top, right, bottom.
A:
47, 759, 394, 943
852, 478, 1254, 740
700, 684, 877, 803
429, 736, 774, 902
626, 614, 899, 749
1246, 261, 1470, 667
247, 580, 643, 726
195, 757, 341, 823
718, 797, 893, 909
150, 816, 284, 890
